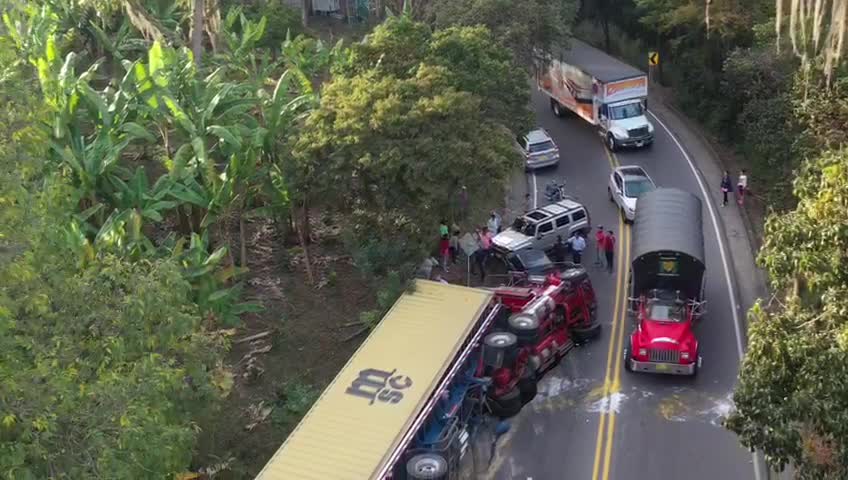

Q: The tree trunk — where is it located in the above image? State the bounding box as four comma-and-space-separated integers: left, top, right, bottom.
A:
302, 0, 310, 28
298, 199, 315, 284
239, 214, 248, 268
192, 0, 204, 65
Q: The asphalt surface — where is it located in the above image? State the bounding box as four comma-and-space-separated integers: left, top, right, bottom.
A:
485, 90, 756, 480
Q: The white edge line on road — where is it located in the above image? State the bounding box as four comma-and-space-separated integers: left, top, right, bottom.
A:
649, 110, 762, 480
531, 172, 538, 210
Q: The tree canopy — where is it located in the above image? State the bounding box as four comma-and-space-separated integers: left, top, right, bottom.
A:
727, 147, 848, 477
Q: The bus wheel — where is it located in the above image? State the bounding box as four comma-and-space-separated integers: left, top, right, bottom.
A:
406, 453, 449, 480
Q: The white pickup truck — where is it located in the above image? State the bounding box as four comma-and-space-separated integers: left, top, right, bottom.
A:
536, 39, 655, 152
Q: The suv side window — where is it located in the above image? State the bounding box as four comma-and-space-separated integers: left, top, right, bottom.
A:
537, 221, 554, 235
571, 209, 586, 222
555, 215, 570, 228
518, 136, 528, 151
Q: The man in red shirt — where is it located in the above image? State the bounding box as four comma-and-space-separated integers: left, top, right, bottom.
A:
603, 229, 616, 274
594, 226, 606, 268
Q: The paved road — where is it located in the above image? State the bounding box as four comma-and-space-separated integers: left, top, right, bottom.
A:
485, 90, 756, 480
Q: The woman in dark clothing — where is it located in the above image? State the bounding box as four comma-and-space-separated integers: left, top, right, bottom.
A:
720, 171, 732, 207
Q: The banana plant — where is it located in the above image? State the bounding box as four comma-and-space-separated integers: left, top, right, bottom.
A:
169, 230, 263, 327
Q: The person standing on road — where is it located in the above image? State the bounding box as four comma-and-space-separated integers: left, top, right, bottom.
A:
720, 171, 732, 207
737, 169, 748, 206
567, 232, 587, 264
604, 230, 616, 274
594, 226, 606, 268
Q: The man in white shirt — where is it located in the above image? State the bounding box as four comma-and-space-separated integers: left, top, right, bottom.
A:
567, 233, 587, 264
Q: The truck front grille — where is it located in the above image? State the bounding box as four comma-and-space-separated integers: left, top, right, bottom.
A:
649, 348, 679, 363
628, 127, 649, 138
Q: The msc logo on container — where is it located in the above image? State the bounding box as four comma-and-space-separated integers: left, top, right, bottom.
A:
345, 368, 413, 405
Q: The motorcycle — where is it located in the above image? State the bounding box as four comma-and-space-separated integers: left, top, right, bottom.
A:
544, 180, 567, 203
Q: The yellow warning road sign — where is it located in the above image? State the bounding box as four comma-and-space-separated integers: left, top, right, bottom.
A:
649, 51, 659, 66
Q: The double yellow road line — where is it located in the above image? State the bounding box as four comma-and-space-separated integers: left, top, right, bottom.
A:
591, 149, 633, 480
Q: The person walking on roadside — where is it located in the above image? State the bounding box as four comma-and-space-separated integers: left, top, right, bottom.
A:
720, 171, 732, 207
594, 226, 606, 268
567, 232, 587, 265
603, 230, 616, 274
737, 169, 748, 206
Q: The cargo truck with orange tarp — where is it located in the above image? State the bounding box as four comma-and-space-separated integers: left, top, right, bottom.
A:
536, 39, 655, 152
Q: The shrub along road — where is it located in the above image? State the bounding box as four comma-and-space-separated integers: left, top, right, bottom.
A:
484, 89, 762, 480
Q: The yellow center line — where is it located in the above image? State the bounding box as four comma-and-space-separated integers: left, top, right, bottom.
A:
602, 220, 632, 480
591, 149, 625, 480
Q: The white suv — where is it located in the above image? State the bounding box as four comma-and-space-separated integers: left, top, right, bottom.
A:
493, 199, 590, 255
517, 128, 559, 170
608, 165, 656, 222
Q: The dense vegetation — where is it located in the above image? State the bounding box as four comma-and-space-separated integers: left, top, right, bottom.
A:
4, 0, 847, 477
576, 0, 848, 477
0, 0, 577, 477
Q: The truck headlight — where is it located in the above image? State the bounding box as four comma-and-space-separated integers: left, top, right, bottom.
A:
681, 352, 690, 360
638, 348, 647, 357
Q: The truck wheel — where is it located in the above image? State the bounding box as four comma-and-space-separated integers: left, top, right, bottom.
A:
607, 134, 618, 152
483, 332, 518, 369
489, 387, 523, 418
551, 98, 563, 117
572, 321, 601, 343
406, 453, 449, 480
623, 347, 633, 372
508, 314, 540, 345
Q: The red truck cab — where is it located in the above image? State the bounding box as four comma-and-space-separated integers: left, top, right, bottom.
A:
484, 266, 601, 415
626, 290, 701, 375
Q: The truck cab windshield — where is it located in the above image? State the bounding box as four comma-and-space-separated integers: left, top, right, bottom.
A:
609, 102, 644, 120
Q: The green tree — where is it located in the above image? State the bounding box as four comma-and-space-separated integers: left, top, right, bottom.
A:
343, 15, 532, 134
293, 64, 518, 269
0, 220, 230, 479
726, 147, 848, 478
428, 0, 579, 67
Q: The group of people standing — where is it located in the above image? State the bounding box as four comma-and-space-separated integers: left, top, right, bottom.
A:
550, 227, 616, 274
438, 211, 502, 281
720, 169, 749, 207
